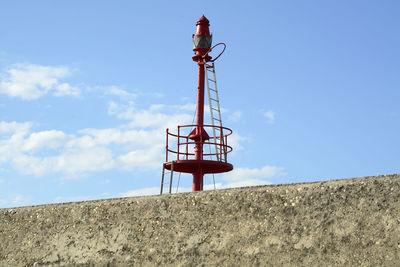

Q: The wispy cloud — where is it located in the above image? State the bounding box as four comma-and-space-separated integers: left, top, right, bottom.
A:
0, 72, 247, 178
222, 165, 283, 181
106, 86, 136, 98
120, 187, 160, 197
108, 100, 193, 129
0, 121, 32, 134
263, 110, 275, 124
220, 165, 285, 187
119, 164, 286, 197
22, 130, 68, 151
0, 194, 34, 207
0, 63, 80, 100
54, 195, 94, 203
228, 110, 242, 122
0, 97, 245, 177
11, 194, 32, 205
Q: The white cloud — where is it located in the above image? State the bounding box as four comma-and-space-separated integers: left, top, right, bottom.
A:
177, 103, 197, 112
187, 165, 284, 190
149, 104, 166, 111
107, 101, 133, 120
55, 147, 115, 174
54, 195, 94, 203
219, 179, 271, 188
10, 146, 115, 177
120, 164, 285, 197
0, 63, 80, 99
0, 121, 32, 163
219, 165, 285, 188
0, 121, 32, 135
222, 165, 283, 181
153, 92, 164, 98
263, 110, 275, 124
0, 121, 114, 176
228, 110, 242, 122
117, 146, 163, 170
23, 130, 68, 151
106, 86, 136, 98
11, 154, 49, 176
78, 128, 162, 149
108, 101, 193, 129
0, 92, 247, 177
10, 194, 32, 206
228, 132, 247, 151
120, 187, 160, 197
54, 83, 80, 97
0, 119, 172, 177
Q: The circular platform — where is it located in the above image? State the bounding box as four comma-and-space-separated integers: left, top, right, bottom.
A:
164, 160, 233, 174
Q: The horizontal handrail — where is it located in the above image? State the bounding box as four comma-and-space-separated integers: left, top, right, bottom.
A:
165, 124, 233, 162
167, 124, 232, 138
167, 142, 233, 155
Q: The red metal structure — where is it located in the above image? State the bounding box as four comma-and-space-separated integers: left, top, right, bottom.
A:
163, 15, 233, 192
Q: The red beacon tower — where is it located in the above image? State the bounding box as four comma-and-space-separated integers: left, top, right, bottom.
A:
161, 15, 233, 194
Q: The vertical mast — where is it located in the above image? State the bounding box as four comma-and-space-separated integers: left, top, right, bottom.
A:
191, 15, 212, 191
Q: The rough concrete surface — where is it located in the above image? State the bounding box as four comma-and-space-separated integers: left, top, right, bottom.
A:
1, 174, 400, 266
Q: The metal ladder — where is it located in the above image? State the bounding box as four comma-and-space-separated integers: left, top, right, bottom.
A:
204, 61, 227, 162
160, 161, 175, 194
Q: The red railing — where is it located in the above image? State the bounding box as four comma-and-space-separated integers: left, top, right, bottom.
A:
166, 124, 233, 162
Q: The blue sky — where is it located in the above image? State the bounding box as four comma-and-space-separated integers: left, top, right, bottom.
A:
1, 1, 399, 208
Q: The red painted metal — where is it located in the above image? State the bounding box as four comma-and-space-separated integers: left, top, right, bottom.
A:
205, 43, 226, 62
164, 15, 233, 192
166, 125, 233, 161
192, 15, 212, 191
165, 125, 233, 175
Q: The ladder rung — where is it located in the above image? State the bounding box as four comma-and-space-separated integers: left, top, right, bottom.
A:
209, 88, 217, 92
208, 78, 215, 82
213, 118, 221, 122
212, 108, 219, 112
210, 98, 219, 102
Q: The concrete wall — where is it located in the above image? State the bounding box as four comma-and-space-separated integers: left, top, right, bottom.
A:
1, 174, 399, 266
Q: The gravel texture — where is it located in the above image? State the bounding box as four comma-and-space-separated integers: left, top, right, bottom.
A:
1, 174, 400, 266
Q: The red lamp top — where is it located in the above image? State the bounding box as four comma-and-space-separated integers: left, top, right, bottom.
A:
193, 15, 212, 61
195, 15, 211, 37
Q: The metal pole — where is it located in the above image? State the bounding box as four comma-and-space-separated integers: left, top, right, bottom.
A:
165, 128, 169, 162
177, 126, 180, 161
193, 61, 205, 191
191, 15, 212, 192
